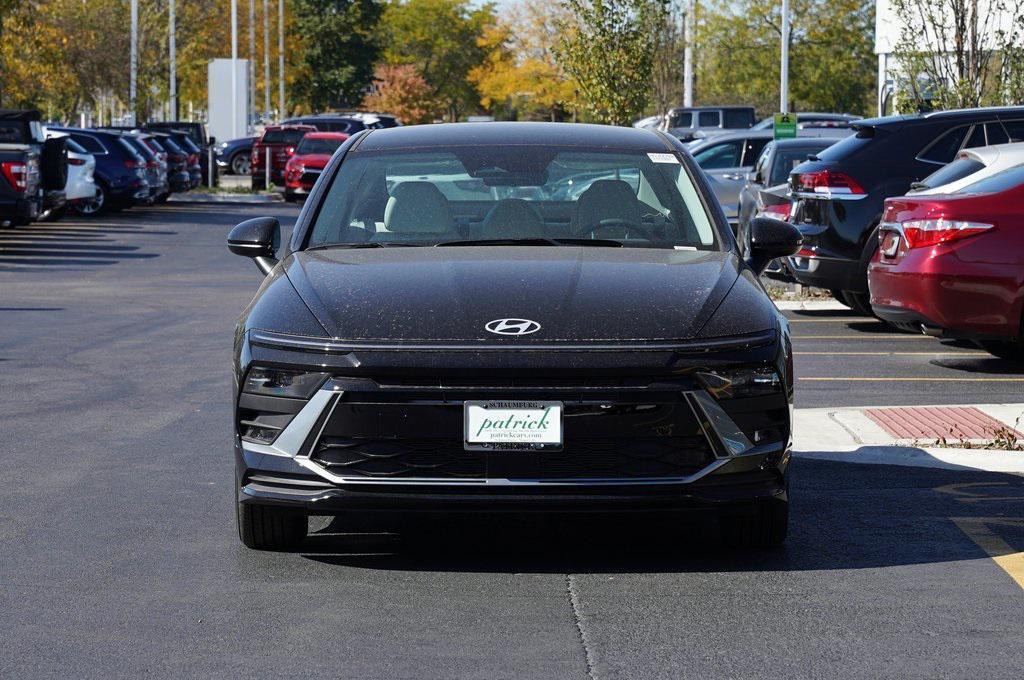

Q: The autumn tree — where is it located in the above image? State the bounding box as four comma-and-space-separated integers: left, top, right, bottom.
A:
554, 0, 665, 125
363, 64, 438, 122
381, 0, 495, 121
470, 0, 577, 120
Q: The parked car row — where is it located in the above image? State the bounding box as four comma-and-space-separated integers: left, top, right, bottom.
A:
716, 105, 1024, 360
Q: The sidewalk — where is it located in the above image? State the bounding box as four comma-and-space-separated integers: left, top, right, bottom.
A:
793, 402, 1024, 472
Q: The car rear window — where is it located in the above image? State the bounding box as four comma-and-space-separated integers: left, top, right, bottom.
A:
957, 163, 1024, 194
915, 157, 985, 190
772, 146, 830, 185
116, 137, 144, 161
918, 126, 968, 164
72, 133, 107, 154
64, 138, 87, 155
0, 122, 27, 143
816, 129, 875, 161
296, 137, 345, 155
262, 129, 307, 145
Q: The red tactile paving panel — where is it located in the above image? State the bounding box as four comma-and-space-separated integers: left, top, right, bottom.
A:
865, 406, 1021, 440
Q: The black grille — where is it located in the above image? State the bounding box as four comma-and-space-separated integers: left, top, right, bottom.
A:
309, 391, 715, 481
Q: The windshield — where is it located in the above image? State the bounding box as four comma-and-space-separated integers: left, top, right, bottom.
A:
297, 138, 344, 155
914, 157, 985, 191
956, 163, 1024, 194
307, 147, 720, 249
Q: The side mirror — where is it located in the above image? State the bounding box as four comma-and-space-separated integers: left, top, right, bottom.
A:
746, 216, 802, 274
228, 216, 280, 275
747, 170, 760, 183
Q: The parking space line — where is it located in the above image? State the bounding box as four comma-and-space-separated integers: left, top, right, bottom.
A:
794, 351, 984, 356
800, 377, 1024, 382
793, 335, 933, 340
950, 518, 1024, 591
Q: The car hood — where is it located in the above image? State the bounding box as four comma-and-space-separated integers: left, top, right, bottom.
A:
283, 247, 758, 343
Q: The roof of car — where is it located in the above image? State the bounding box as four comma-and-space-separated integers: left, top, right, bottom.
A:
303, 131, 350, 140
355, 122, 673, 152
667, 106, 755, 112
771, 137, 843, 148
960, 141, 1024, 164
687, 130, 776, 147
858, 106, 1024, 129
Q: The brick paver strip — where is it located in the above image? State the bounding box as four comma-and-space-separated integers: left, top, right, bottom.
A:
865, 406, 1022, 440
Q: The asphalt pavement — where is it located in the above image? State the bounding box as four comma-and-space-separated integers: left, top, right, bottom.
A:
1, 204, 1022, 679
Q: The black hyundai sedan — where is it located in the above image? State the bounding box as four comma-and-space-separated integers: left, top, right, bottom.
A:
227, 122, 802, 551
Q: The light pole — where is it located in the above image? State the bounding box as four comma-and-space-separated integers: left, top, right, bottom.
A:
249, 0, 256, 130
169, 0, 177, 120
278, 0, 285, 120
130, 0, 137, 125
780, 0, 790, 114
683, 0, 694, 107
263, 0, 271, 119
231, 0, 238, 138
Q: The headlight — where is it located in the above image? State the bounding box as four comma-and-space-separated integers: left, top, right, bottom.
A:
697, 367, 781, 399
243, 367, 328, 398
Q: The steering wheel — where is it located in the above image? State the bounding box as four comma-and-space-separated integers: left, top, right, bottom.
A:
574, 218, 653, 241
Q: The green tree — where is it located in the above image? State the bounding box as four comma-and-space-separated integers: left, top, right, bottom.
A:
292, 0, 382, 110
695, 0, 875, 116
554, 0, 665, 126
381, 0, 495, 121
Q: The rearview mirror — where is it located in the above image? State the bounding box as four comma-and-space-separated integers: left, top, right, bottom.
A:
228, 216, 280, 275
746, 216, 802, 274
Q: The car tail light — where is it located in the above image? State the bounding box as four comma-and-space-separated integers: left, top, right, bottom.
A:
188, 153, 198, 164
1, 161, 27, 192
798, 169, 865, 195
900, 219, 993, 248
68, 157, 86, 166
124, 158, 143, 169
794, 247, 817, 258
758, 203, 790, 220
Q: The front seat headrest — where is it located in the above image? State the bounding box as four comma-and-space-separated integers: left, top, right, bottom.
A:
480, 199, 546, 239
572, 179, 641, 231
384, 181, 456, 234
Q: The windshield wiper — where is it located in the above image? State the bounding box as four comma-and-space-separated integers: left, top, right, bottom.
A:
434, 237, 624, 248
306, 242, 422, 250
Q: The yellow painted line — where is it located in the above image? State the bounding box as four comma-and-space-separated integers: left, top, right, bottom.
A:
951, 518, 1024, 591
794, 351, 983, 356
800, 377, 1024, 382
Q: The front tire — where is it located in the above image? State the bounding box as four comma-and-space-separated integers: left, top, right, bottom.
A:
236, 499, 307, 550
721, 500, 788, 548
841, 290, 875, 318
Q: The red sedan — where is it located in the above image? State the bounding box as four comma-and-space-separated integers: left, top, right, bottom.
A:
868, 165, 1024, 360
283, 132, 349, 201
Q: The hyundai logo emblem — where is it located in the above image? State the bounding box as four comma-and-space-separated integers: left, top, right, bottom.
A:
485, 318, 541, 336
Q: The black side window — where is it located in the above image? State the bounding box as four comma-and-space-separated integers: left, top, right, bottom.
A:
724, 109, 754, 128
987, 122, 1010, 145
918, 126, 968, 164
742, 138, 769, 166
1001, 119, 1024, 142
72, 133, 106, 154
670, 111, 693, 128
964, 125, 986, 148
693, 141, 743, 169
698, 111, 721, 127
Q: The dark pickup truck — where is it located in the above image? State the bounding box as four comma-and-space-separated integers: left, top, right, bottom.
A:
0, 109, 67, 227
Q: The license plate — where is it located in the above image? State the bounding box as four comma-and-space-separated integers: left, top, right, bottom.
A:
464, 401, 563, 451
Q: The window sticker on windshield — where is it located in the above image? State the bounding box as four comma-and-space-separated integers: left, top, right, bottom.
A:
648, 153, 680, 164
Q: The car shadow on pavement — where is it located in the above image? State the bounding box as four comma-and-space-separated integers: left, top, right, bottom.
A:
931, 356, 1024, 374
0, 218, 167, 269
297, 458, 1024, 575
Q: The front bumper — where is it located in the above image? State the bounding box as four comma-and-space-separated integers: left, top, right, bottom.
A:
235, 331, 792, 515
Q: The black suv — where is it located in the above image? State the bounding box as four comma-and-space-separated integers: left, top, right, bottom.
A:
785, 106, 1024, 314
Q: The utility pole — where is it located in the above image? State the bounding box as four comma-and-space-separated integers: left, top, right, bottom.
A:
248, 0, 256, 130
683, 0, 693, 107
231, 0, 238, 138
780, 0, 790, 113
130, 0, 138, 125
169, 0, 177, 120
278, 0, 285, 120
263, 0, 271, 119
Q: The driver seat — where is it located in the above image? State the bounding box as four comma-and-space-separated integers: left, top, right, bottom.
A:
571, 179, 642, 234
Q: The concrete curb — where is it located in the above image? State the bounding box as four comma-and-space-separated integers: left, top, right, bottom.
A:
773, 299, 849, 311
794, 446, 1024, 473
168, 193, 284, 204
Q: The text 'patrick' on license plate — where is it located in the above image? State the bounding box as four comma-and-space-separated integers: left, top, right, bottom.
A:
464, 401, 563, 451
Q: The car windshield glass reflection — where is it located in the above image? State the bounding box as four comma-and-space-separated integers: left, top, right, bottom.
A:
307, 147, 720, 250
